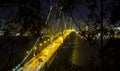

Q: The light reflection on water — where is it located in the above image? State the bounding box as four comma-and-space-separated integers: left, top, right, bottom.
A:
67, 34, 100, 66
71, 47, 80, 65
47, 33, 102, 71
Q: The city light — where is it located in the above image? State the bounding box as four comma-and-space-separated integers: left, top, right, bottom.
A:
33, 54, 36, 56
34, 47, 37, 50
39, 43, 42, 47
26, 51, 29, 54
15, 33, 20, 36
48, 39, 50, 41
116, 27, 120, 30
41, 36, 43, 39
59, 37, 63, 43
50, 37, 53, 40
76, 31, 79, 34
44, 41, 46, 44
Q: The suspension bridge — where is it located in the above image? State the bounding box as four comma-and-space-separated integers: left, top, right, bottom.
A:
12, 4, 82, 71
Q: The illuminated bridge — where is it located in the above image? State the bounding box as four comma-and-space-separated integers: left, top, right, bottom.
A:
12, 5, 83, 71
15, 29, 77, 71
1, 1, 119, 71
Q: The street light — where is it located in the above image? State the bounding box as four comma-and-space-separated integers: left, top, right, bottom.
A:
26, 51, 29, 54
59, 37, 63, 43
48, 39, 50, 41
44, 41, 46, 44
34, 47, 37, 50
39, 43, 42, 47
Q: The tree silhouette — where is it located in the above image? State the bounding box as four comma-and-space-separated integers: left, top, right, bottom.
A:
0, 0, 45, 70
0, 0, 45, 36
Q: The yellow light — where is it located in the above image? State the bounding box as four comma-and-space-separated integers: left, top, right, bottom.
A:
33, 54, 36, 56
76, 31, 79, 34
39, 43, 42, 46
39, 56, 44, 62
44, 41, 46, 44
48, 39, 50, 41
43, 49, 48, 54
26, 51, 29, 54
34, 47, 37, 50
59, 37, 63, 43
50, 37, 52, 40
72, 29, 75, 31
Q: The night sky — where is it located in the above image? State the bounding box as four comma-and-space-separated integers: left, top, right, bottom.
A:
0, 0, 120, 31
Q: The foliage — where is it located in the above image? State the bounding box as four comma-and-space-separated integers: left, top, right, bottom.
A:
0, 0, 45, 36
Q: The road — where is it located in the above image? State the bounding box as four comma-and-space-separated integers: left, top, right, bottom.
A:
17, 29, 75, 71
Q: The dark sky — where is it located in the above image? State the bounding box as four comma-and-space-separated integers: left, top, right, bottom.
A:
0, 0, 119, 26
0, 0, 93, 20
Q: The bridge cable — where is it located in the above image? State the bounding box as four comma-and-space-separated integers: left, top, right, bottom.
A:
13, 37, 41, 71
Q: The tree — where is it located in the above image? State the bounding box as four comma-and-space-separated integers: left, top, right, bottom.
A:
0, 0, 46, 70
0, 0, 46, 36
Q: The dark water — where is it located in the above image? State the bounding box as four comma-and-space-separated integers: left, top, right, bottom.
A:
0, 36, 37, 70
103, 38, 120, 71
1, 35, 119, 71
47, 34, 120, 71
47, 33, 100, 71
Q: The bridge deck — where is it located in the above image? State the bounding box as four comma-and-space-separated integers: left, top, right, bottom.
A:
18, 29, 75, 71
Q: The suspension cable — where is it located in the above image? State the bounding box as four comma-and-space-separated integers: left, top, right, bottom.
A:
13, 37, 41, 71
